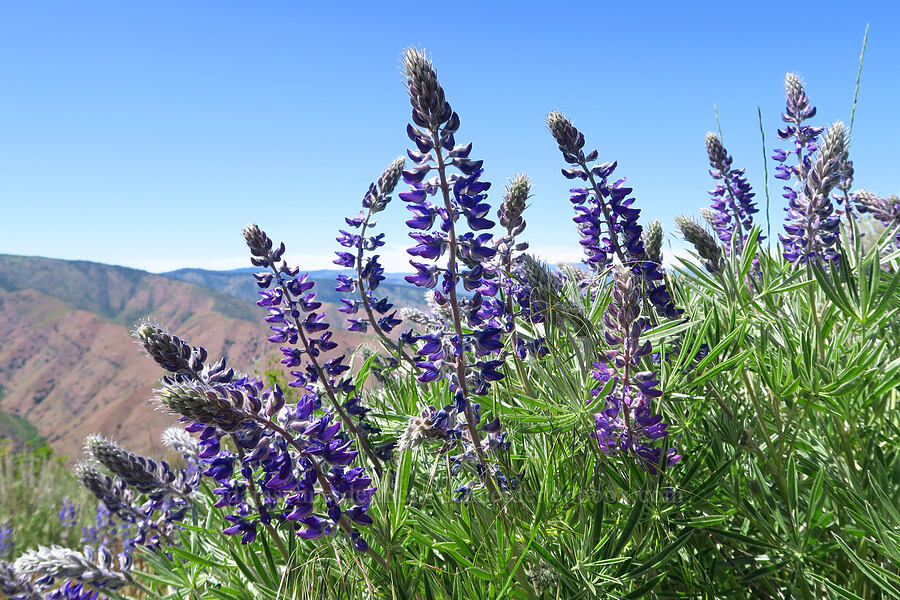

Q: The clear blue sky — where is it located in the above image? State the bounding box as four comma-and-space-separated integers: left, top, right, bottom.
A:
2, 1, 897, 273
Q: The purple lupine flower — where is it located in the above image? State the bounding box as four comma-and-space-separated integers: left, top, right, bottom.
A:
332, 157, 416, 370
45, 580, 107, 600
0, 522, 13, 560
152, 329, 379, 553
398, 48, 512, 499
589, 267, 680, 474
400, 49, 504, 380
58, 498, 78, 543
773, 73, 824, 185
779, 121, 848, 264
494, 175, 548, 358
161, 425, 201, 478
546, 112, 679, 320
705, 132, 761, 255
243, 224, 384, 476
79, 501, 133, 556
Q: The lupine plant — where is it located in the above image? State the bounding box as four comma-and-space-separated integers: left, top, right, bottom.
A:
2, 48, 899, 599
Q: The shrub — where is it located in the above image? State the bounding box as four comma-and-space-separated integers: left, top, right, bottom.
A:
2, 50, 899, 600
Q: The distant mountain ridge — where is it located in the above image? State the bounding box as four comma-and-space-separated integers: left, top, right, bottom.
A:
0, 254, 369, 459
162, 266, 429, 311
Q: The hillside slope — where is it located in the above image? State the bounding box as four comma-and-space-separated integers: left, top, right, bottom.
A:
0, 255, 365, 459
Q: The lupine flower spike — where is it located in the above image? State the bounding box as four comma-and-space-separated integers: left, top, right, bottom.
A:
589, 267, 680, 473
496, 175, 546, 359
780, 121, 848, 264
399, 48, 511, 499
335, 156, 414, 366
141, 250, 384, 559
705, 132, 760, 255
546, 112, 680, 320
73, 461, 179, 549
773, 73, 824, 185
243, 224, 386, 472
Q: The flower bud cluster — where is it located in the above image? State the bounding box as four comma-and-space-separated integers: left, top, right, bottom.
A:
497, 175, 530, 258
1, 559, 45, 600
13, 545, 131, 591
642, 220, 663, 265
161, 425, 201, 471
676, 216, 725, 274
546, 112, 679, 320
135, 323, 234, 384
854, 190, 900, 247
589, 268, 680, 473
45, 580, 105, 600
511, 254, 587, 343
397, 402, 514, 502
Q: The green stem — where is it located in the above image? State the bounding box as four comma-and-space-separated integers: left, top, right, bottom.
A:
426, 127, 499, 501
805, 264, 824, 363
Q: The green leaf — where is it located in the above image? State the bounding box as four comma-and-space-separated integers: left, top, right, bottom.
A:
628, 528, 693, 577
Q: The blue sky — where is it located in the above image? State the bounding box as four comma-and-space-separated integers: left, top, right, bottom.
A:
1, 1, 898, 273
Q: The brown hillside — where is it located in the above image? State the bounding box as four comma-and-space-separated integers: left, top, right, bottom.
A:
0, 255, 369, 460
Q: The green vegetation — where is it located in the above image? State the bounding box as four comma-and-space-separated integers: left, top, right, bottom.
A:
0, 409, 45, 448
0, 443, 93, 558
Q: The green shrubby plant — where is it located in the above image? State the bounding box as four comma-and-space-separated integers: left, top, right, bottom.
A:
2, 49, 899, 600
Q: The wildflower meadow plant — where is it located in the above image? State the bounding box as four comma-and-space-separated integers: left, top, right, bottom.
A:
3, 47, 899, 600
